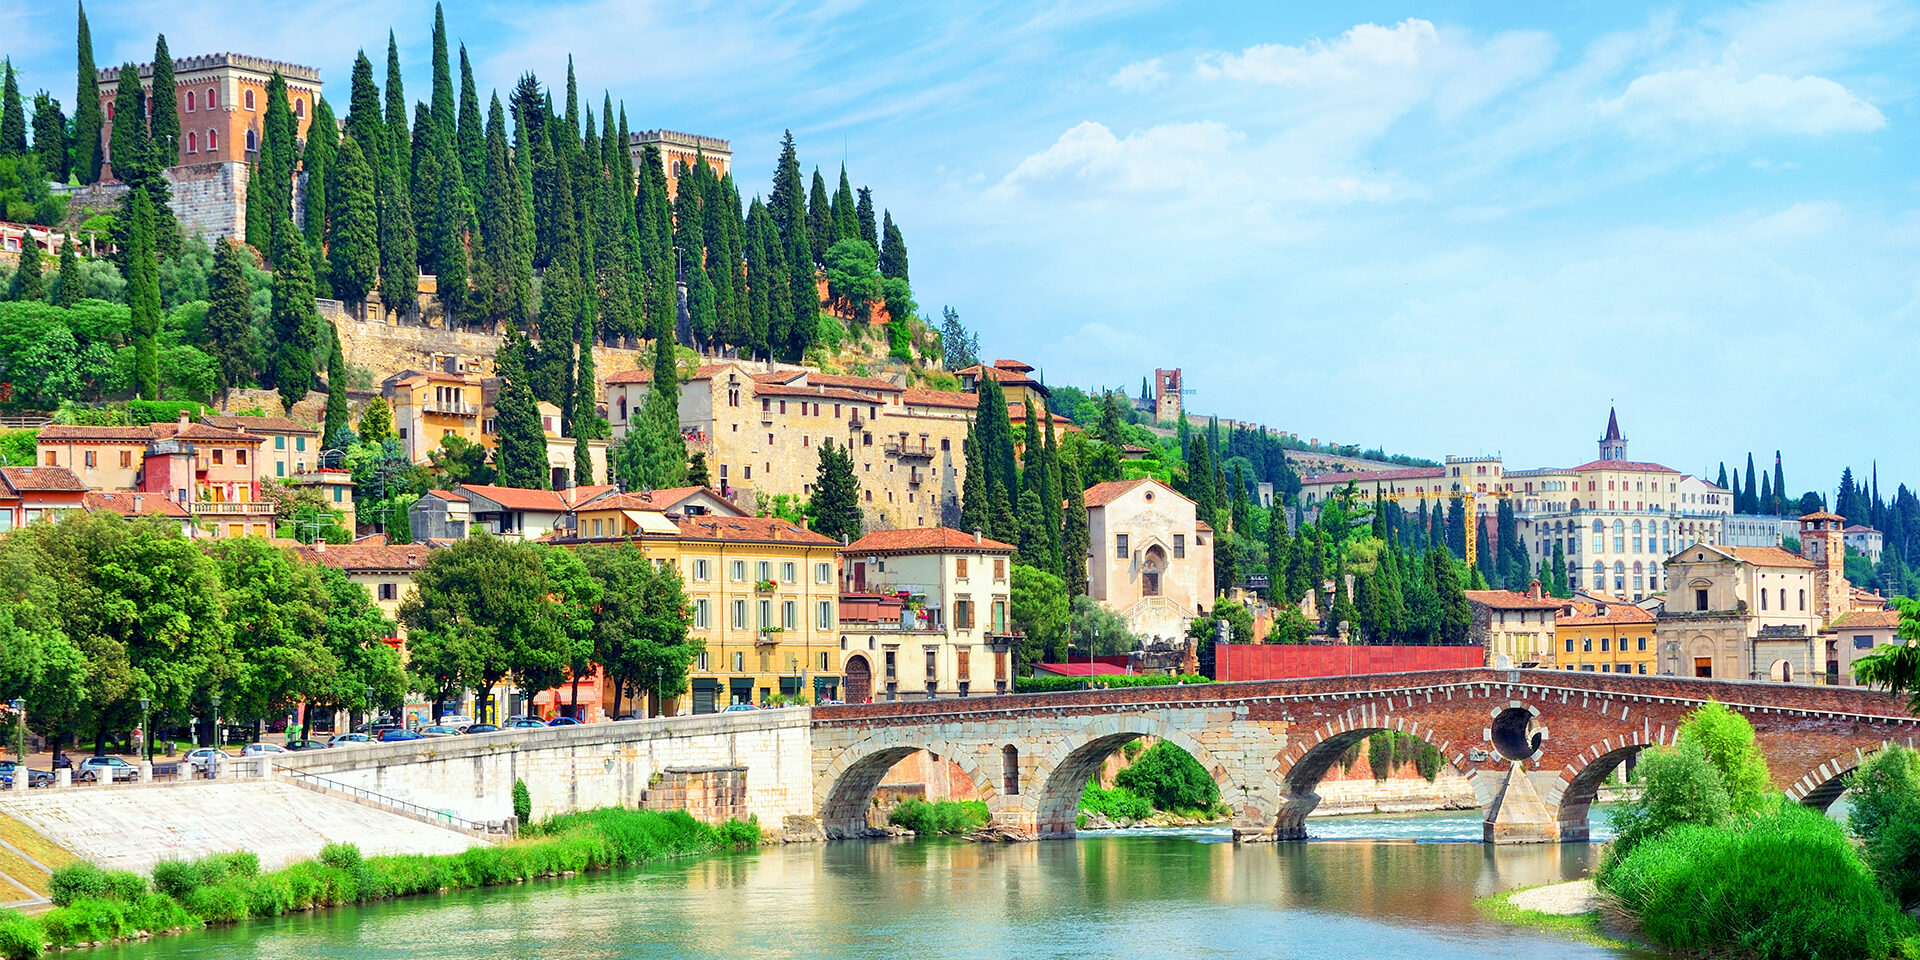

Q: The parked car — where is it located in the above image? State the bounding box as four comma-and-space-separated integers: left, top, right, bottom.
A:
283, 739, 331, 751
436, 715, 475, 731
183, 748, 233, 773
0, 763, 53, 788
240, 743, 288, 757
328, 733, 372, 746
613, 714, 641, 721
505, 717, 548, 729
378, 729, 424, 743
546, 716, 583, 727
76, 756, 137, 782
722, 703, 759, 713
463, 723, 501, 735
418, 726, 461, 738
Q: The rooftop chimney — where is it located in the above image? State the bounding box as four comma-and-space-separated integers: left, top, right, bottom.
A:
177, 411, 190, 429
313, 540, 327, 554
132, 494, 143, 511
1528, 578, 1543, 600
975, 529, 982, 544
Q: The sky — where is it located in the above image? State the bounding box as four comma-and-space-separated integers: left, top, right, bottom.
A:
5, 0, 1917, 497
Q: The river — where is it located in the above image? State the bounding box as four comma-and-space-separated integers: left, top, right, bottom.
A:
96, 809, 1662, 960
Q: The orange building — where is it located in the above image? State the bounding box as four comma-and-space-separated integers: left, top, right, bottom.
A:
97, 53, 322, 179
629, 129, 730, 200
1553, 598, 1657, 675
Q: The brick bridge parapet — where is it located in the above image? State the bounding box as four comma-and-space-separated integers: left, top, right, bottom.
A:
810, 668, 1920, 842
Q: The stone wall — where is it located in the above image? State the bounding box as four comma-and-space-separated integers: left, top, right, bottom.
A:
277, 709, 818, 836
330, 313, 652, 399
165, 161, 249, 241
640, 765, 750, 825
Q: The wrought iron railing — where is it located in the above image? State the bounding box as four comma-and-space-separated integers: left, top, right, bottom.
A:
279, 767, 509, 835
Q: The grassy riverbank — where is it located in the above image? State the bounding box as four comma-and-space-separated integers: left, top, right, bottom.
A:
0, 808, 759, 959
1472, 885, 1625, 951
888, 799, 990, 834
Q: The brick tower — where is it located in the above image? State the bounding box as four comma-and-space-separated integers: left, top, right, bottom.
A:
1798, 510, 1850, 622
1155, 369, 1183, 425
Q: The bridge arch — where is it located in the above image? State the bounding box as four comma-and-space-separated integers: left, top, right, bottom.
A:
1029, 716, 1268, 839
815, 733, 997, 839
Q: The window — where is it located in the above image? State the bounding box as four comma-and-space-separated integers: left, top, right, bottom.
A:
207, 128, 218, 151
1174, 534, 1185, 558
207, 87, 217, 109
245, 88, 256, 110
819, 651, 831, 671
1855, 635, 1875, 650
213, 449, 224, 465
758, 599, 773, 629
1565, 637, 1575, 653
697, 651, 709, 671
1003, 745, 1020, 796
732, 651, 744, 672
1583, 638, 1592, 652
1636, 636, 1647, 651
731, 559, 747, 581
119, 450, 132, 469
731, 599, 747, 629
1761, 590, 1767, 611
186, 91, 196, 112
955, 599, 974, 630
43, 451, 54, 466
1696, 588, 1708, 611
1638, 663, 1647, 674
294, 98, 304, 118
83, 450, 95, 468
993, 558, 1006, 580
246, 128, 257, 151
956, 557, 969, 578
377, 582, 397, 601
275, 436, 286, 450
1600, 637, 1610, 652
757, 560, 771, 582
816, 562, 832, 584
781, 561, 797, 583
1799, 589, 1806, 611
816, 600, 832, 629
296, 437, 306, 451
782, 601, 797, 630
187, 131, 198, 153
1115, 534, 1129, 558
693, 599, 710, 629
236, 449, 247, 465
692, 558, 710, 581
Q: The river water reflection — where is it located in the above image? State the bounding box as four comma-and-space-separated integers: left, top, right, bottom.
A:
100, 810, 1662, 960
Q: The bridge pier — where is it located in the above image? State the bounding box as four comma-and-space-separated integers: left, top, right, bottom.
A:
1483, 762, 1558, 844
1242, 790, 1320, 842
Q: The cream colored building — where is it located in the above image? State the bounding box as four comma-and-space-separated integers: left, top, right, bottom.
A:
1654, 513, 1856, 683
605, 362, 970, 531
839, 527, 1019, 701
293, 540, 426, 627
206, 414, 322, 480
1084, 479, 1216, 642
1464, 584, 1561, 668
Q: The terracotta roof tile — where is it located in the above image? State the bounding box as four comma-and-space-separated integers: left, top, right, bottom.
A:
1464, 589, 1563, 611
900, 389, 976, 410
294, 542, 431, 573
1729, 546, 1816, 568
37, 424, 158, 442
1301, 466, 1447, 485
1557, 602, 1655, 626
83, 492, 190, 517
847, 527, 1016, 554
671, 515, 837, 546
204, 414, 318, 434
1832, 609, 1900, 629
752, 381, 882, 403
0, 466, 88, 492
453, 484, 572, 512
1799, 510, 1847, 521
1566, 459, 1680, 474
604, 363, 733, 385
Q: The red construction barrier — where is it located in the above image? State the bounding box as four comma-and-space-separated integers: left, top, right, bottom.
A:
1217, 643, 1484, 681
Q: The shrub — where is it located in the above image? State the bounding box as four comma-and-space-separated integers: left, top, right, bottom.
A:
1014, 674, 1210, 694
1079, 782, 1151, 822
0, 908, 42, 960
888, 799, 990, 835
48, 863, 107, 907
38, 898, 127, 946
123, 892, 191, 934
1602, 740, 1730, 873
318, 842, 363, 872
1850, 745, 1920, 845
180, 883, 249, 924
1677, 700, 1772, 812
715, 816, 762, 848
1601, 803, 1913, 960
1115, 741, 1220, 813
513, 778, 532, 826
99, 870, 147, 902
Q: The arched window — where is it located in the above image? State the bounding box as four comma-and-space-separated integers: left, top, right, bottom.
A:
1632, 520, 1642, 534
1613, 521, 1625, 534
244, 88, 256, 110
1799, 589, 1806, 611
186, 131, 197, 154
294, 98, 305, 118
245, 128, 257, 151
1593, 561, 1604, 577
207, 129, 218, 151
617, 395, 627, 420
1614, 561, 1625, 574
185, 90, 196, 113
207, 87, 218, 109
105, 101, 114, 121
1002, 745, 1019, 796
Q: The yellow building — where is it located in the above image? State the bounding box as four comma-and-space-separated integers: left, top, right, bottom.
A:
563, 510, 844, 713
384, 368, 484, 464
1553, 598, 1657, 675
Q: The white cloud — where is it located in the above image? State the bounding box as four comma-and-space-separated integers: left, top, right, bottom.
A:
990, 120, 1242, 198
1108, 58, 1167, 93
1600, 63, 1886, 135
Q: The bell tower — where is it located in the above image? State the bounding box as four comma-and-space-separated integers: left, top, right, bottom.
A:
1598, 408, 1627, 462
1799, 511, 1849, 622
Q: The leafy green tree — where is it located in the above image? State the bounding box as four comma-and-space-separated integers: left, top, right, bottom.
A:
325, 135, 379, 306
580, 543, 697, 715
1604, 739, 1732, 866
267, 216, 321, 410
539, 543, 602, 717
1678, 700, 1774, 812
207, 538, 336, 727
356, 395, 395, 445
1010, 563, 1068, 670
939, 305, 976, 371
306, 565, 404, 729
1068, 594, 1133, 655
72, 4, 104, 183
492, 331, 548, 488
124, 189, 162, 400
148, 37, 178, 167
31, 91, 69, 182
1115, 741, 1220, 812
806, 439, 862, 542
401, 534, 559, 719
0, 531, 87, 737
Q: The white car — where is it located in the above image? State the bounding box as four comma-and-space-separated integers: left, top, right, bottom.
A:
240, 743, 287, 757
183, 748, 234, 772
436, 715, 475, 731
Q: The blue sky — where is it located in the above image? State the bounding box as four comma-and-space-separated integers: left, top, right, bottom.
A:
5, 1, 1917, 496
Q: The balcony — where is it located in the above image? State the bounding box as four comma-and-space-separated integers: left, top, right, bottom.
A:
755, 627, 784, 647
424, 400, 479, 416
754, 579, 776, 595
847, 412, 866, 429
883, 438, 934, 460
193, 501, 274, 516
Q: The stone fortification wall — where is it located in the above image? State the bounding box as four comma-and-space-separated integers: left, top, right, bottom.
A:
0, 780, 480, 875
277, 709, 818, 834
166, 162, 250, 241
329, 312, 652, 390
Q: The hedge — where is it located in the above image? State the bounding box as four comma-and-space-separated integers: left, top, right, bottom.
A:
1015, 674, 1210, 694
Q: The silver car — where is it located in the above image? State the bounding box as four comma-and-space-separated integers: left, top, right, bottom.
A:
183, 748, 233, 773
76, 756, 137, 782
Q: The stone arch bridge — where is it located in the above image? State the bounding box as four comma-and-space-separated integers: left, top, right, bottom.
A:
811, 668, 1920, 842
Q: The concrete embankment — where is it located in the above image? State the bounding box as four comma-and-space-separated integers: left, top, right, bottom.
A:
0, 780, 482, 875
1310, 771, 1479, 816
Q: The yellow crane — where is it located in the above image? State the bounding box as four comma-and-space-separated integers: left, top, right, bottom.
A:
1368, 484, 1509, 570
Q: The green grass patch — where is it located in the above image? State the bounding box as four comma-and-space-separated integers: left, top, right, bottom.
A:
887, 799, 990, 835
1473, 885, 1628, 951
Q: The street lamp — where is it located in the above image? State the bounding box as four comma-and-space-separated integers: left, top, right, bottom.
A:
209, 693, 221, 750
364, 685, 375, 730
7, 699, 23, 764
138, 697, 150, 762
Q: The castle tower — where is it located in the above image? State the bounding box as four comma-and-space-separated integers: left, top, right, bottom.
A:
1598, 408, 1627, 462
1799, 511, 1850, 622
1155, 369, 1183, 425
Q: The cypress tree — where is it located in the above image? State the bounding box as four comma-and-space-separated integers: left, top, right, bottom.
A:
975, 376, 1018, 502
1017, 486, 1051, 570
539, 123, 584, 347
563, 58, 579, 146
246, 72, 297, 258
205, 236, 255, 396
831, 165, 857, 245
73, 3, 104, 182
32, 92, 70, 181
587, 115, 635, 345
0, 60, 28, 158
473, 95, 519, 324
879, 210, 908, 282
324, 322, 350, 444
429, 4, 454, 138
125, 189, 161, 400
7, 229, 43, 301
53, 234, 80, 306
303, 97, 337, 285
325, 135, 378, 306
744, 197, 783, 359
493, 331, 549, 489
989, 474, 1017, 547
384, 33, 410, 181
1475, 521, 1496, 588
268, 215, 321, 410
148, 37, 177, 166
1551, 539, 1569, 597
807, 168, 832, 265
1760, 471, 1773, 519
456, 46, 483, 202
1062, 458, 1089, 597
959, 423, 988, 535
1744, 453, 1758, 515
345, 52, 382, 156
808, 440, 862, 542
1774, 453, 1787, 516
108, 61, 149, 188
855, 186, 877, 250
